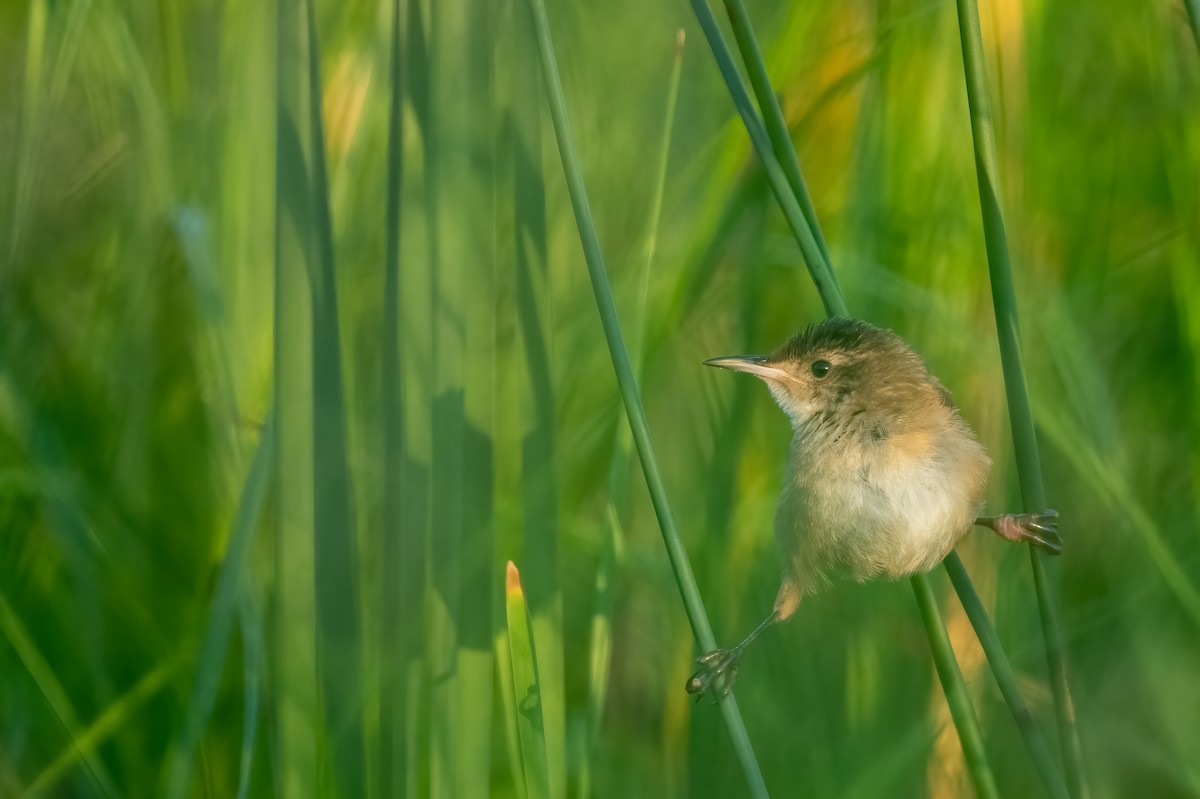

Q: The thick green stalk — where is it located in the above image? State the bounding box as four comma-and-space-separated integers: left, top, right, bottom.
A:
720, 0, 831, 267
523, 0, 768, 795
951, 1, 1088, 796
686, 0, 846, 317
911, 574, 998, 799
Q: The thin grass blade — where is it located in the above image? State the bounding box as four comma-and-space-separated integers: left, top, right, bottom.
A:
522, 0, 768, 794
506, 562, 550, 799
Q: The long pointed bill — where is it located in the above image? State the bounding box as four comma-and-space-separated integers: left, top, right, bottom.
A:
704, 355, 791, 382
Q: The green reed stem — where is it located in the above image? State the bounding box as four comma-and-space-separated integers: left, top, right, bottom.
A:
719, 0, 831, 267
911, 573, 999, 799
524, 0, 768, 795
951, 2, 1089, 796
686, 0, 846, 318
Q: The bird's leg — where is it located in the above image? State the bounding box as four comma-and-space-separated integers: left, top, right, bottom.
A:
976, 509, 1062, 555
686, 610, 780, 701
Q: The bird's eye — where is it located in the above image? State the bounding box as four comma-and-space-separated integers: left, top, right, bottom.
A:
811, 360, 831, 378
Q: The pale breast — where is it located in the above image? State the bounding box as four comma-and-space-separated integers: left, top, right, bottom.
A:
777, 416, 990, 589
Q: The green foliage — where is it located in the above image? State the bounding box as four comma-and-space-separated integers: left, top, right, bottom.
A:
1, 0, 1198, 797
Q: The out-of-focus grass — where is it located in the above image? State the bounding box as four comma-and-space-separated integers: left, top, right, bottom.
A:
1, 0, 1198, 797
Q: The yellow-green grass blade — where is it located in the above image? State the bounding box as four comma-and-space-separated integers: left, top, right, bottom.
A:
506, 562, 550, 799
951, 0, 1088, 794
522, 0, 768, 794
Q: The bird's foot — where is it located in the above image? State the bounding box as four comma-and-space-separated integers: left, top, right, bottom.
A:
686, 646, 743, 701
979, 509, 1062, 555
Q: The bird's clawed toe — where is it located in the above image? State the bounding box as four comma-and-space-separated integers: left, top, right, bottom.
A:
981, 509, 1062, 555
686, 647, 742, 701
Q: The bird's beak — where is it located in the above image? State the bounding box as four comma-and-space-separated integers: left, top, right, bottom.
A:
704, 355, 791, 382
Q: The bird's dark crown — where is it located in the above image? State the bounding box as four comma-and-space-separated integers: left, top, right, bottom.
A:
772, 317, 895, 362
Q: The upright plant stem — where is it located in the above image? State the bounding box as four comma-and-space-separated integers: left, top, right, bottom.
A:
523, 0, 768, 795
951, 2, 1088, 797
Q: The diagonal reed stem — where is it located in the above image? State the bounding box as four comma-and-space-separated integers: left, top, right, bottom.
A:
687, 0, 846, 318
950, 1, 1089, 796
523, 0, 769, 795
719, 0, 831, 268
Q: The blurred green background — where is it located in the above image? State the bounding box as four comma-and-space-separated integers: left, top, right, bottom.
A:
2, 0, 1199, 796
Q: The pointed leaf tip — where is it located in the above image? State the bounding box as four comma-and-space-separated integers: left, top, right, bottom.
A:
506, 561, 522, 596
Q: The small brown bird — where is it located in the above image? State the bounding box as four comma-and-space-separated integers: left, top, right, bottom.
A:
687, 317, 1061, 699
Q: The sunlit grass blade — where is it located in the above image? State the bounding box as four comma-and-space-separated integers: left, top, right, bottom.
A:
910, 573, 998, 799
951, 1, 1089, 795
685, 0, 845, 317
944, 554, 1070, 799
164, 419, 273, 798
522, 0, 768, 794
719, 0, 831, 267
506, 562, 550, 799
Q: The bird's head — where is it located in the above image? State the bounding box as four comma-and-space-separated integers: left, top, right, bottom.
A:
705, 317, 939, 429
